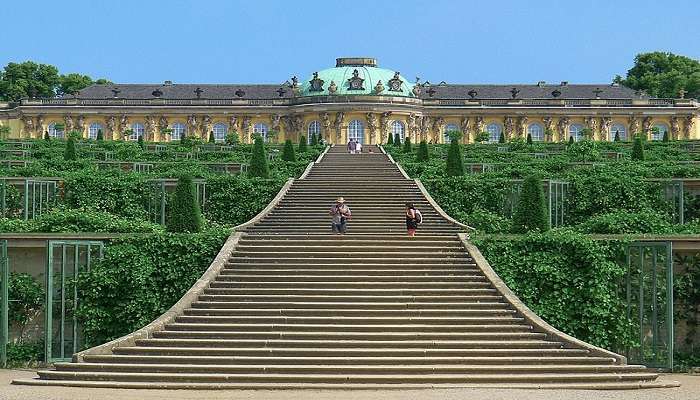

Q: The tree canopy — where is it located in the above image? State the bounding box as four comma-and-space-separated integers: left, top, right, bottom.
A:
614, 52, 700, 99
0, 61, 110, 101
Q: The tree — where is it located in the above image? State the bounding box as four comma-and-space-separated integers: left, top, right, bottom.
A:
512, 175, 549, 233
614, 52, 700, 99
387, 132, 394, 145
298, 135, 308, 153
632, 135, 645, 161
613, 130, 620, 142
137, 134, 145, 149
416, 140, 429, 162
208, 131, 215, 143
0, 61, 60, 101
96, 129, 104, 141
226, 131, 239, 145
167, 175, 203, 233
526, 133, 533, 145
568, 135, 574, 145
64, 136, 77, 161
282, 139, 296, 161
57, 73, 94, 96
446, 131, 464, 176
403, 137, 412, 153
248, 136, 270, 178
474, 131, 489, 143
310, 133, 318, 146
662, 130, 670, 142
498, 132, 506, 143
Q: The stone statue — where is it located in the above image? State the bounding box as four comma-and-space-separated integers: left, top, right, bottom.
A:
504, 116, 515, 139
292, 115, 303, 134
557, 117, 570, 142
145, 115, 156, 139
584, 116, 598, 136
158, 116, 168, 133
433, 117, 446, 143
20, 114, 34, 136
241, 116, 252, 142
460, 117, 470, 141
412, 83, 422, 97
64, 115, 74, 132
366, 113, 378, 144
186, 115, 197, 136
421, 116, 432, 142
628, 115, 640, 136
542, 116, 554, 136
320, 112, 331, 131
36, 115, 44, 133
75, 115, 85, 132
119, 115, 129, 134
671, 116, 681, 140
683, 115, 695, 139
473, 116, 484, 137
106, 116, 116, 139
516, 116, 528, 138
328, 81, 337, 94
380, 112, 392, 143
374, 80, 384, 94
271, 114, 282, 132
334, 112, 345, 141
642, 116, 652, 135
229, 116, 239, 132
282, 115, 294, 134
600, 117, 612, 140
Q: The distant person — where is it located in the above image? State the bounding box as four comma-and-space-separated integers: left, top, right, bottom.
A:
347, 139, 356, 154
405, 202, 422, 237
330, 197, 352, 235
355, 141, 362, 154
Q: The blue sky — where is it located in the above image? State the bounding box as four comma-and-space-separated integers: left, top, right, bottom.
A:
1, 0, 698, 85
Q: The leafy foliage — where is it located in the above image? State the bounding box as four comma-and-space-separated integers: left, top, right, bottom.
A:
614, 52, 700, 99
512, 175, 548, 233
167, 175, 203, 233
6, 272, 44, 340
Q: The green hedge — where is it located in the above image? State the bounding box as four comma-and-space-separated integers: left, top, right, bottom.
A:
472, 230, 634, 350
76, 228, 229, 347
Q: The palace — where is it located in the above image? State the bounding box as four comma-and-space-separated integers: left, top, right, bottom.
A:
0, 57, 698, 144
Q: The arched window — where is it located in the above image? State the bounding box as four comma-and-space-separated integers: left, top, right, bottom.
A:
88, 122, 103, 140
347, 120, 364, 144
48, 122, 64, 139
253, 123, 269, 141
486, 123, 502, 143
569, 123, 584, 142
307, 120, 321, 144
391, 120, 406, 143
444, 123, 459, 143
652, 123, 668, 141
130, 123, 144, 141
171, 123, 186, 141
212, 123, 227, 142
610, 123, 627, 141
527, 123, 544, 142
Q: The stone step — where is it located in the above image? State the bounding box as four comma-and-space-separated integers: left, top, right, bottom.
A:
215, 273, 484, 281
173, 315, 521, 325
222, 265, 479, 271
82, 354, 618, 366
196, 294, 506, 303
227, 257, 471, 264
201, 288, 498, 296
182, 309, 516, 319
232, 245, 464, 253
239, 233, 462, 241
151, 330, 539, 341
162, 322, 533, 333
189, 301, 509, 310
208, 281, 492, 289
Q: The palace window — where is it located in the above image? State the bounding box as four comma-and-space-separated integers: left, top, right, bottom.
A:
569, 123, 584, 142
48, 122, 64, 139
253, 123, 269, 141
212, 123, 227, 142
527, 123, 544, 142
88, 122, 103, 140
129, 123, 144, 141
308, 120, 321, 144
171, 123, 186, 141
652, 123, 668, 141
392, 120, 406, 143
444, 123, 459, 143
486, 123, 502, 143
610, 123, 627, 141
348, 120, 364, 144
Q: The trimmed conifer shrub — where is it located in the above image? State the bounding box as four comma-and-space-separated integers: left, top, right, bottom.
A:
512, 175, 548, 233
632, 136, 645, 161
446, 137, 465, 176
403, 137, 412, 153
44, 131, 50, 141
568, 136, 574, 145
416, 140, 429, 161
64, 137, 77, 161
282, 139, 296, 162
248, 136, 270, 178
499, 133, 506, 143
298, 135, 308, 153
208, 132, 215, 143
387, 132, 394, 145
310, 133, 318, 146
613, 130, 620, 142
526, 133, 533, 145
137, 134, 144, 149
96, 129, 104, 141
166, 175, 203, 233
394, 133, 402, 146
662, 130, 669, 142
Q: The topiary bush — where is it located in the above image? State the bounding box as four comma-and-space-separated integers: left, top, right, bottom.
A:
387, 132, 394, 145
446, 137, 465, 177
298, 135, 308, 153
64, 137, 77, 161
394, 133, 402, 146
632, 136, 645, 161
208, 132, 215, 143
96, 129, 104, 141
248, 136, 270, 178
403, 137, 412, 153
282, 139, 296, 162
512, 175, 548, 233
416, 140, 429, 162
167, 175, 203, 233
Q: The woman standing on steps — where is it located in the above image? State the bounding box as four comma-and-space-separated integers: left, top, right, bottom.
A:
405, 202, 421, 237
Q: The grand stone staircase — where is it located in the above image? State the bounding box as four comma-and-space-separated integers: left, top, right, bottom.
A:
14, 145, 677, 389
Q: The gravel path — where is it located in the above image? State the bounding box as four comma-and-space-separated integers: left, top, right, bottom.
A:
1, 369, 698, 400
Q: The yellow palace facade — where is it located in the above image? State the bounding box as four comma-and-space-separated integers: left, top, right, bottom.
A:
0, 57, 699, 144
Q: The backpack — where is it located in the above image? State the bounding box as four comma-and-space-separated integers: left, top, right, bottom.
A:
414, 209, 423, 224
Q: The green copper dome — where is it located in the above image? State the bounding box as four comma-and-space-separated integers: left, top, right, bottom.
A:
299, 58, 415, 97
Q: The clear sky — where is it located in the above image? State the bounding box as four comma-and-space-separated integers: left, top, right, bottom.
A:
1, 0, 698, 85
